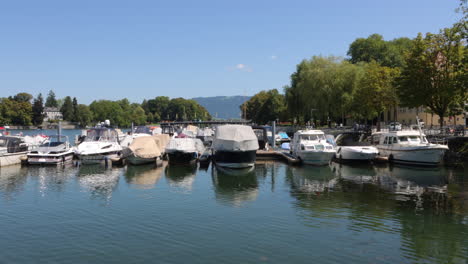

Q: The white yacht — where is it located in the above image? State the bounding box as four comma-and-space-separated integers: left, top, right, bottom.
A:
374, 130, 448, 166
290, 130, 336, 165
75, 128, 123, 165
27, 135, 74, 165
335, 133, 378, 161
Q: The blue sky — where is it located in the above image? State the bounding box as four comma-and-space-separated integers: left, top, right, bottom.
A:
0, 0, 462, 104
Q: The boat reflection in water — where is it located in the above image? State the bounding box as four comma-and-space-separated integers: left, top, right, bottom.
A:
0, 165, 28, 200
164, 164, 197, 192
124, 163, 165, 190
286, 165, 338, 195
211, 164, 258, 207
77, 165, 120, 202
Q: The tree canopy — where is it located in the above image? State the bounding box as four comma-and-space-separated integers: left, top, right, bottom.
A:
45, 90, 58, 108
397, 27, 467, 127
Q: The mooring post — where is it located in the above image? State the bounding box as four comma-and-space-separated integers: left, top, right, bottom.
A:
272, 120, 276, 148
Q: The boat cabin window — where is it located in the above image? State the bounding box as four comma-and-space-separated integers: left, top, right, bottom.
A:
314, 144, 324, 150
398, 135, 427, 143
384, 137, 389, 144
392, 137, 398, 144
301, 134, 325, 141
134, 126, 151, 134
85, 129, 118, 142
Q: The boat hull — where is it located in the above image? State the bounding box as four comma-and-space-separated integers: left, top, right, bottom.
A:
0, 152, 28, 167
377, 147, 446, 166
27, 152, 74, 165
294, 150, 335, 165
78, 152, 121, 165
336, 147, 378, 161
213, 150, 256, 169
126, 154, 157, 165
167, 151, 198, 164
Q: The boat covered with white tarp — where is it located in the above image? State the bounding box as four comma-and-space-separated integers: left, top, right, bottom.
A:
212, 125, 259, 169
165, 138, 205, 164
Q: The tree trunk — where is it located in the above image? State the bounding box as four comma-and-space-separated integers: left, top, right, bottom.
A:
377, 112, 381, 132
438, 112, 444, 130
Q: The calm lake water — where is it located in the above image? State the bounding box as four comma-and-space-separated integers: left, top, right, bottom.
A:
1, 130, 467, 263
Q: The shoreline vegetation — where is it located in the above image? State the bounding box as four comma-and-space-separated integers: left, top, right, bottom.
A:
241, 2, 466, 128
1, 2, 466, 130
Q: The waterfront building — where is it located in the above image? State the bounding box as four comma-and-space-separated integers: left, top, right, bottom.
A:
43, 107, 63, 121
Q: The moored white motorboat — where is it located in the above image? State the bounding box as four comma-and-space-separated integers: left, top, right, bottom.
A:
212, 125, 259, 169
75, 128, 123, 165
290, 130, 336, 165
335, 133, 378, 162
27, 135, 74, 165
374, 130, 448, 166
0, 136, 29, 167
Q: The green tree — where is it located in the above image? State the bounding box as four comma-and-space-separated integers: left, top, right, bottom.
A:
0, 97, 32, 125
240, 89, 286, 124
347, 34, 413, 68
72, 97, 79, 122
284, 56, 363, 126
60, 96, 74, 121
397, 27, 467, 128
89, 100, 125, 127
353, 62, 400, 129
32, 93, 45, 126
13, 92, 33, 103
45, 90, 58, 107
75, 104, 92, 127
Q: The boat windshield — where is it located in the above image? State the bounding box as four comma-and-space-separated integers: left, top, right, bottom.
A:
134, 126, 151, 134
301, 134, 325, 141
85, 129, 118, 142
40, 135, 66, 147
398, 135, 428, 143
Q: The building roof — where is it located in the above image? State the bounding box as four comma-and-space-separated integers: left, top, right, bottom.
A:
43, 107, 60, 112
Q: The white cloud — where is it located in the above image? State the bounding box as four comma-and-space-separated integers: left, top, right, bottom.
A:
270, 55, 277, 60
230, 63, 252, 72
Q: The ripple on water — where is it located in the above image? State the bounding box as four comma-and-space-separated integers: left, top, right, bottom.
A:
0, 161, 466, 264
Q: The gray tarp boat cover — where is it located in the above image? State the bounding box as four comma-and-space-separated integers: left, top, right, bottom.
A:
212, 125, 259, 152
129, 136, 161, 159
152, 134, 170, 153
165, 138, 205, 153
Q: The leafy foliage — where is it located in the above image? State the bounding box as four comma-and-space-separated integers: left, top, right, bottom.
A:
397, 27, 467, 127
240, 89, 286, 124
45, 90, 58, 108
347, 34, 413, 68
32, 93, 45, 126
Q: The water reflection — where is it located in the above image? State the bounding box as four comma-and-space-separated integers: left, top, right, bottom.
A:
211, 165, 259, 207
165, 164, 197, 192
77, 165, 120, 202
124, 163, 165, 189
287, 165, 338, 195
287, 163, 468, 262
334, 163, 452, 212
29, 164, 77, 196
0, 165, 28, 201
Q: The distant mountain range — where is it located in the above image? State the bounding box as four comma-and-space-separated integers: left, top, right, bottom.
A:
192, 96, 251, 119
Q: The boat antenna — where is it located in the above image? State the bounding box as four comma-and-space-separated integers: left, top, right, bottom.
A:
58, 121, 62, 141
